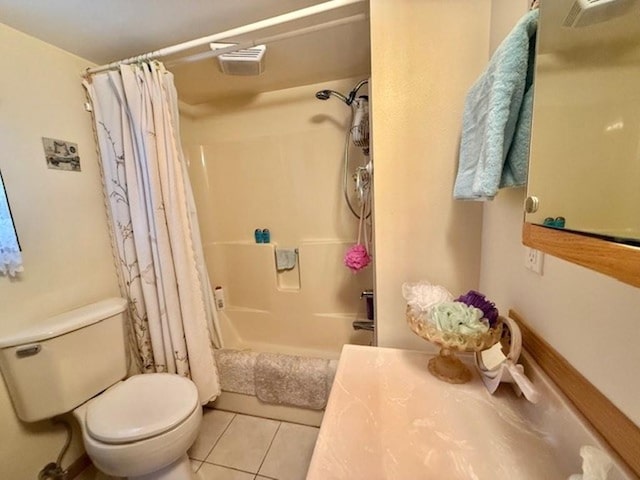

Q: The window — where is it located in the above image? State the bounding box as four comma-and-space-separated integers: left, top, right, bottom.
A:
0, 170, 22, 276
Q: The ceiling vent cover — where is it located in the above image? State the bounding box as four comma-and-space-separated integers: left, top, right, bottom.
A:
211, 44, 266, 76
563, 0, 639, 27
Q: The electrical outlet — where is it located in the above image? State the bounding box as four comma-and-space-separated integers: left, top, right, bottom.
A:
524, 247, 544, 275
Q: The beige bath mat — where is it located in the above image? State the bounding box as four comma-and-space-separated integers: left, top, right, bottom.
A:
214, 349, 258, 395
255, 352, 330, 410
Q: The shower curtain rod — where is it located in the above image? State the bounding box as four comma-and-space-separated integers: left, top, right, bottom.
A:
86, 0, 365, 75
166, 13, 367, 67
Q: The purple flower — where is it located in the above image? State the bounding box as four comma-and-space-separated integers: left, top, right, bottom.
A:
455, 290, 499, 327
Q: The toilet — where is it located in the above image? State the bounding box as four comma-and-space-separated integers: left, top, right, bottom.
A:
0, 298, 202, 480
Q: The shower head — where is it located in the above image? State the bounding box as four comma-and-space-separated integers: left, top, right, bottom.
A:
315, 89, 350, 104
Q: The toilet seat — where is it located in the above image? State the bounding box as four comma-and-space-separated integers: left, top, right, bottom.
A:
86, 373, 199, 444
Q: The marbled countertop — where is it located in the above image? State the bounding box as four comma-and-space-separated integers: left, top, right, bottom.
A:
307, 345, 568, 480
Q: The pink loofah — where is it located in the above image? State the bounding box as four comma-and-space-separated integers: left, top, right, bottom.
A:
344, 243, 371, 272
344, 196, 372, 273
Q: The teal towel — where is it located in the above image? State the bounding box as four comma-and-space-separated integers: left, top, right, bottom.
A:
454, 10, 538, 200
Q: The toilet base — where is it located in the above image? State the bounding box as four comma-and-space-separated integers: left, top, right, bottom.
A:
76, 399, 203, 479
128, 453, 195, 480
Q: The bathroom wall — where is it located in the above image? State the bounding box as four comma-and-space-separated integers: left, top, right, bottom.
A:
0, 23, 119, 478
181, 77, 373, 357
369, 0, 491, 350
481, 0, 640, 427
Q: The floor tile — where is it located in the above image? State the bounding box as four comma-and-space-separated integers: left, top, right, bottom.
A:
191, 459, 203, 472
198, 463, 255, 480
258, 422, 319, 480
206, 414, 280, 473
189, 408, 235, 460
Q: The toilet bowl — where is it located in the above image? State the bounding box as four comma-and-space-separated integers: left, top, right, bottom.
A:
74, 373, 202, 480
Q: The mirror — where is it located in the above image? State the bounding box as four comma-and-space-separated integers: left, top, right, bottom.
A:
524, 0, 640, 287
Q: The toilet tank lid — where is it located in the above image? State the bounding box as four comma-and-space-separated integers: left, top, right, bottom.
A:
0, 298, 127, 348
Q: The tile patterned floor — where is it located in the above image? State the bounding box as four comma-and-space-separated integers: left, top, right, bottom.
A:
194, 410, 319, 480
77, 409, 319, 480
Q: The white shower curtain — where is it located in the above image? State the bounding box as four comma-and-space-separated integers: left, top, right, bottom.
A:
84, 61, 221, 404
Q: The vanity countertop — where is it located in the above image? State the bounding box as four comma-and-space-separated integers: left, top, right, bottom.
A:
307, 345, 569, 480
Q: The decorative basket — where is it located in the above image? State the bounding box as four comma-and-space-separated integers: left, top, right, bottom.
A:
407, 306, 503, 384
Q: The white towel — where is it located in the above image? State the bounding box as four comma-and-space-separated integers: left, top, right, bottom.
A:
275, 248, 297, 271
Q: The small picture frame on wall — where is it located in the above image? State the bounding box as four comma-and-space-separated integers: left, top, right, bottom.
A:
42, 137, 81, 172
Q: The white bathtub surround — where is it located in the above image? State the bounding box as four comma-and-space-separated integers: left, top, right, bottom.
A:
83, 61, 221, 404
308, 345, 633, 480
181, 78, 374, 356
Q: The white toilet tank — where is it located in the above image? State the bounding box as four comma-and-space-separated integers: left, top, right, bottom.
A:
0, 298, 129, 422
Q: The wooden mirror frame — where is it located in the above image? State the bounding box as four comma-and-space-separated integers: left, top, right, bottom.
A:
523, 223, 640, 288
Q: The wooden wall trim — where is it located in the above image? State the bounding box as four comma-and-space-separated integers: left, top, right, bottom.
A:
522, 222, 640, 288
509, 309, 640, 478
